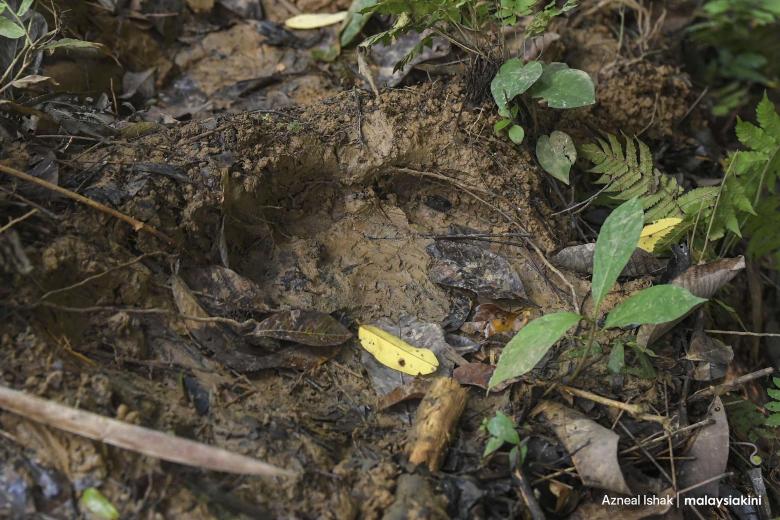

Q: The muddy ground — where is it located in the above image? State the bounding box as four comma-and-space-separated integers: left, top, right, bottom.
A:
1, 1, 775, 519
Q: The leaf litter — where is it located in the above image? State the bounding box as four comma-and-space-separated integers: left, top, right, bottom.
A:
0, 1, 775, 517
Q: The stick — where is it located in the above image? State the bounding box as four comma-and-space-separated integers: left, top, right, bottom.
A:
0, 163, 176, 245
406, 377, 468, 471
687, 367, 774, 402
513, 467, 545, 520
0, 385, 293, 477
559, 385, 670, 426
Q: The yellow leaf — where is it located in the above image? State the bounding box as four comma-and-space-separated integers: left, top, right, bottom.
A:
638, 217, 682, 252
358, 325, 439, 376
284, 12, 347, 30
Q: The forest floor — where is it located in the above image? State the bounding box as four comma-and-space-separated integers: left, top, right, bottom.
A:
1, 0, 779, 518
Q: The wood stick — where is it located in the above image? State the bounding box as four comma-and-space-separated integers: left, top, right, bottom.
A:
0, 384, 293, 477
406, 377, 468, 471
0, 163, 176, 245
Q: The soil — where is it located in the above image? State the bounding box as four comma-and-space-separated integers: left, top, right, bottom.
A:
0, 1, 765, 519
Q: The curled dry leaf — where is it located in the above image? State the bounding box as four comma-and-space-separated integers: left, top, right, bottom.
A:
171, 275, 276, 372
183, 265, 270, 316
636, 256, 745, 347
460, 303, 530, 338
368, 30, 450, 88
678, 397, 729, 498
687, 330, 733, 381
552, 243, 666, 278
9, 75, 59, 89
250, 310, 352, 346
533, 400, 632, 495
427, 240, 527, 300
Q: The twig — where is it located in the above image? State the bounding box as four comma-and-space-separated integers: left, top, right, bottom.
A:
0, 209, 37, 233
559, 385, 670, 426
687, 367, 774, 402
676, 472, 733, 498
38, 252, 166, 301
617, 420, 673, 485
7, 301, 269, 329
513, 467, 545, 520
0, 384, 294, 477
0, 163, 176, 245
705, 329, 780, 338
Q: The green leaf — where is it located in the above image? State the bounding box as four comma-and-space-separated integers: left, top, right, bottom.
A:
607, 342, 624, 374
340, 0, 378, 46
766, 401, 780, 412
536, 130, 576, 184
768, 388, 780, 400
0, 18, 25, 39
487, 411, 520, 445
508, 124, 525, 144
16, 0, 33, 16
591, 198, 644, 311
79, 488, 119, 520
490, 59, 543, 112
489, 311, 580, 388
604, 285, 707, 328
494, 118, 512, 134
773, 377, 780, 388
757, 92, 780, 139
529, 65, 595, 108
483, 436, 504, 457
766, 413, 780, 427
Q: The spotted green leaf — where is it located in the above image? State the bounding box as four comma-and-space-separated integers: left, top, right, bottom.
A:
604, 285, 707, 328
592, 198, 644, 311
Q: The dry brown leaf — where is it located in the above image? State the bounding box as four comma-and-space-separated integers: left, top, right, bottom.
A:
552, 243, 666, 278
533, 400, 632, 495
171, 275, 277, 372
687, 330, 733, 381
460, 303, 530, 338
636, 256, 745, 347
678, 397, 729, 498
427, 240, 527, 299
452, 362, 493, 389
377, 379, 431, 410
250, 310, 352, 346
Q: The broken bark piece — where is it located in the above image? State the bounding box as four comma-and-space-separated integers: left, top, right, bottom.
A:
406, 377, 468, 472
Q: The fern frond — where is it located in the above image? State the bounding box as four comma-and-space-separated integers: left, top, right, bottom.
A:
583, 95, 780, 259
580, 134, 685, 222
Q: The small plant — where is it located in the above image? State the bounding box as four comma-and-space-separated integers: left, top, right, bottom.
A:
766, 377, 780, 427
357, 0, 593, 147
581, 95, 780, 259
491, 60, 594, 144
0, 0, 105, 97
687, 0, 780, 115
489, 198, 707, 388
482, 411, 526, 468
